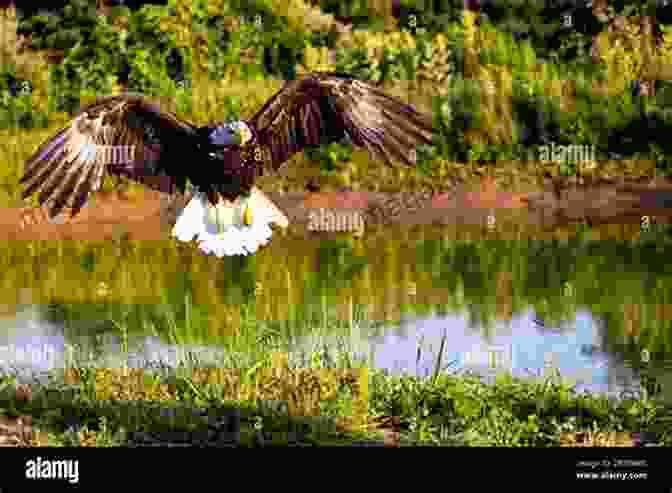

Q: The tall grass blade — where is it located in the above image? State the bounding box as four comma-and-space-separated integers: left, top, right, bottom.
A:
433, 332, 447, 384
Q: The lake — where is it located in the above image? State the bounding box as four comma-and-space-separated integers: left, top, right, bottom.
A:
1, 227, 671, 404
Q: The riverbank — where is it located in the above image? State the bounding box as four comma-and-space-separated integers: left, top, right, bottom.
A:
5, 176, 672, 242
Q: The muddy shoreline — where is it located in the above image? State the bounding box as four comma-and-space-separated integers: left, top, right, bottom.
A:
3, 177, 672, 241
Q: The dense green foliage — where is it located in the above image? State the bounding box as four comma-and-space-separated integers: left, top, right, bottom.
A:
3, 0, 672, 179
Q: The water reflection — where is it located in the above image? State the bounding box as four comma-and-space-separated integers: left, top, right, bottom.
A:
0, 304, 66, 385
0, 304, 232, 382
355, 310, 636, 398
1, 302, 667, 403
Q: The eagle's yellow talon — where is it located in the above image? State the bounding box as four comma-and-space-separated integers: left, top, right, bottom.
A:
243, 205, 253, 226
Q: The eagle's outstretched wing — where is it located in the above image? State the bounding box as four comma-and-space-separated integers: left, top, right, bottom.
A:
247, 73, 434, 173
19, 94, 199, 220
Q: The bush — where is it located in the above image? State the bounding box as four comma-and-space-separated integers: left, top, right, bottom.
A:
0, 69, 48, 129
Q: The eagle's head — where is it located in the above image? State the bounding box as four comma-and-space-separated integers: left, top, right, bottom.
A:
198, 121, 257, 203
208, 121, 253, 147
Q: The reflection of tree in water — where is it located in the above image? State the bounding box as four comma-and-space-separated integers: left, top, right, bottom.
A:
302, 240, 368, 327
389, 318, 416, 340
634, 349, 671, 403
212, 254, 256, 305
532, 315, 576, 335
312, 240, 367, 291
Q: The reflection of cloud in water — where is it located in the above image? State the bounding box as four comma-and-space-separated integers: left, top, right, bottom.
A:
362, 312, 636, 395
62, 333, 232, 372
99, 336, 230, 370
0, 304, 232, 380
319, 310, 643, 400
0, 305, 66, 384
0, 305, 649, 401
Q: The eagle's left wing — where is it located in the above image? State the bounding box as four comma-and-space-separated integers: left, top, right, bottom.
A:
19, 93, 199, 221
247, 72, 434, 173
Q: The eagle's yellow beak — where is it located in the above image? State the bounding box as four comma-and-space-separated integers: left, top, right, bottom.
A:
243, 205, 253, 226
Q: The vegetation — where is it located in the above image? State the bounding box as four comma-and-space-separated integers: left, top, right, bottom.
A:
1, 298, 670, 447
1, 0, 671, 447
2, 0, 672, 206
2, 233, 672, 446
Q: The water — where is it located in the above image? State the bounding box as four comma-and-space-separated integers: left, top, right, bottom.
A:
345, 310, 644, 400
0, 302, 667, 403
2, 235, 672, 405
0, 304, 66, 385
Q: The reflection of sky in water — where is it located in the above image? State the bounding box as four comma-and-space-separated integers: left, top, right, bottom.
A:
354, 310, 638, 399
0, 305, 67, 384
0, 305, 230, 382
0, 304, 643, 400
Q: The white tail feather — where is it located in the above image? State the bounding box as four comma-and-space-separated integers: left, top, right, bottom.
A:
171, 187, 289, 256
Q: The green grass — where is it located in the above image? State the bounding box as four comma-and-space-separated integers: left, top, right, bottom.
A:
1, 299, 670, 447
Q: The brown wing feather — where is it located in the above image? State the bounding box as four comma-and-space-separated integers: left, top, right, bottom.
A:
19, 94, 198, 219
247, 73, 434, 173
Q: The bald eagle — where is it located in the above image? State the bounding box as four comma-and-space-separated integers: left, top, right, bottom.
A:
19, 73, 434, 256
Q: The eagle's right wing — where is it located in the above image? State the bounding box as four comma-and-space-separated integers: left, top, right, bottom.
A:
248, 72, 434, 174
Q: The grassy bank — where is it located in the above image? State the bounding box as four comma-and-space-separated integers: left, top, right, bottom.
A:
1, 313, 670, 447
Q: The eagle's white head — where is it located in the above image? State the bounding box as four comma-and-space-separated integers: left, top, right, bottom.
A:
208, 121, 253, 146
